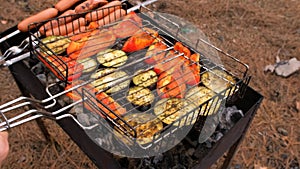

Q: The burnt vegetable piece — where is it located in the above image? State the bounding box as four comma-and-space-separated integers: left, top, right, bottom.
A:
40, 36, 71, 55
132, 69, 158, 88
96, 49, 128, 67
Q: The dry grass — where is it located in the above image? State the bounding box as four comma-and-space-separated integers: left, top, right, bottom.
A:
0, 0, 300, 168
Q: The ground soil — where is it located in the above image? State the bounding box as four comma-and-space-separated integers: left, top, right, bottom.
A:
0, 0, 299, 168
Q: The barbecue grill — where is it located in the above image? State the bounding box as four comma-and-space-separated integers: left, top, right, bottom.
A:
0, 1, 263, 168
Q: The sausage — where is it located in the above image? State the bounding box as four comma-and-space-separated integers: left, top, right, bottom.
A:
45, 17, 86, 36
85, 0, 122, 22
39, 10, 77, 35
96, 8, 126, 27
17, 8, 59, 32
55, 0, 82, 12
67, 26, 89, 37
75, 0, 108, 13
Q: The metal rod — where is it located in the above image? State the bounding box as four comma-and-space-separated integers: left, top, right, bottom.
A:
0, 30, 21, 44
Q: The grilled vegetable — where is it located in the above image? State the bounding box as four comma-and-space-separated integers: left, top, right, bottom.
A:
157, 71, 186, 98
181, 53, 200, 86
95, 92, 127, 119
114, 113, 163, 145
201, 69, 236, 94
41, 35, 70, 55
144, 39, 167, 65
38, 55, 83, 81
185, 86, 220, 116
154, 98, 197, 126
65, 80, 97, 101
122, 28, 159, 53
174, 42, 191, 58
127, 86, 155, 108
91, 69, 130, 93
77, 57, 98, 73
110, 11, 143, 38
96, 49, 128, 67
153, 50, 184, 74
67, 29, 116, 60
132, 69, 158, 88
90, 68, 115, 79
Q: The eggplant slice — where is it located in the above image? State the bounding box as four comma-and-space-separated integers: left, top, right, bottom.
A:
132, 69, 158, 88
126, 86, 155, 108
41, 35, 70, 55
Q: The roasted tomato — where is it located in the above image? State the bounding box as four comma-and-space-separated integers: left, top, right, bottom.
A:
182, 53, 200, 86
110, 11, 143, 39
122, 28, 158, 53
157, 71, 186, 98
95, 92, 126, 119
144, 39, 167, 65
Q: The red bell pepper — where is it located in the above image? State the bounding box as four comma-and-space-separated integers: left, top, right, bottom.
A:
95, 92, 127, 119
153, 50, 184, 74
65, 80, 97, 101
181, 53, 200, 86
144, 40, 167, 65
157, 71, 186, 98
122, 28, 158, 53
174, 42, 191, 59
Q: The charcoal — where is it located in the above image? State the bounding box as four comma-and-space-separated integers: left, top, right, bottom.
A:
152, 154, 164, 164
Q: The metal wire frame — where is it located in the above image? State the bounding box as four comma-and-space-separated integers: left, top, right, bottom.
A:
0, 6, 249, 151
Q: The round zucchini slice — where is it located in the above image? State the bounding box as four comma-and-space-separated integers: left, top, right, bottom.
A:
132, 69, 158, 88
91, 69, 130, 93
96, 49, 128, 67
